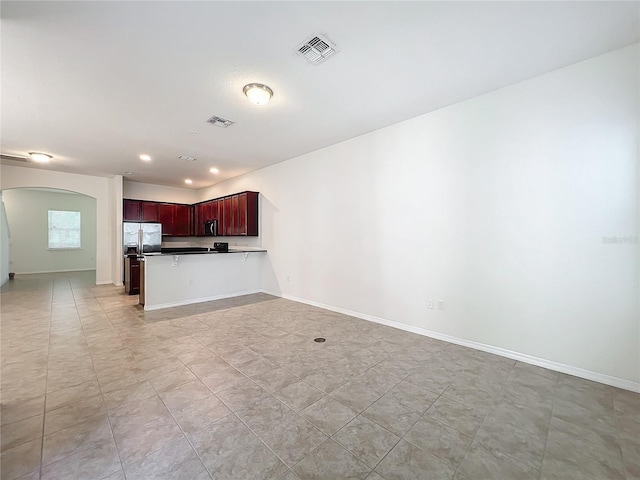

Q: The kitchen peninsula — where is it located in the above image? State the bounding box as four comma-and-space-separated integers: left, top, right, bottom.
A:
140, 247, 266, 310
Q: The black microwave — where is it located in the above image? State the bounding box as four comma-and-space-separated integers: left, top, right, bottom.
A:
204, 220, 218, 236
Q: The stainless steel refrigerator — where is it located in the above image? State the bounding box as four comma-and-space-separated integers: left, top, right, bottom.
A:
123, 222, 162, 254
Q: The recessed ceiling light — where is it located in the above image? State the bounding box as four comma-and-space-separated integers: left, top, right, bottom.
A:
124, 172, 134, 175
29, 152, 52, 163
185, 179, 193, 185
139, 154, 151, 161
243, 83, 273, 106
209, 167, 219, 174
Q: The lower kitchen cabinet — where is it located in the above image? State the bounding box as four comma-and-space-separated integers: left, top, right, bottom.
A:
124, 256, 140, 295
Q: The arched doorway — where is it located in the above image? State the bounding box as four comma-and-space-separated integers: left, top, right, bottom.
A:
1, 188, 97, 284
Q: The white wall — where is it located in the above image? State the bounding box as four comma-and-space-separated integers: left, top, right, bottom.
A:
3, 189, 97, 274
123, 181, 199, 204
0, 166, 122, 285
144, 252, 265, 310
199, 45, 640, 388
0, 191, 10, 285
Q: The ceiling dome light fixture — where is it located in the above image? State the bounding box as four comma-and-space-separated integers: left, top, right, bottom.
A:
29, 152, 52, 163
209, 167, 219, 174
185, 179, 193, 185
243, 83, 273, 106
139, 154, 151, 161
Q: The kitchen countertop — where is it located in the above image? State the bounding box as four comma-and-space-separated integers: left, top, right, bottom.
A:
143, 247, 267, 256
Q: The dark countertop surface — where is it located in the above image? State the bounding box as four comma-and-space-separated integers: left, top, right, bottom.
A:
143, 247, 267, 256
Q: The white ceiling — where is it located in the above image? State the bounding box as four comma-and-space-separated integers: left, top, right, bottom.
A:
2, 1, 638, 189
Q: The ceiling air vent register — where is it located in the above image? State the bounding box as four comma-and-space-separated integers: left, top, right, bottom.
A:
296, 34, 339, 65
0, 154, 29, 163
207, 116, 234, 128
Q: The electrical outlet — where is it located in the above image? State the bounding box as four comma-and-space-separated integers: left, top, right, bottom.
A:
286, 275, 290, 282
438, 300, 445, 310
427, 299, 433, 309
188, 278, 193, 285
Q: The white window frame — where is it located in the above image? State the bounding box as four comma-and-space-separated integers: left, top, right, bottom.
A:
48, 210, 82, 250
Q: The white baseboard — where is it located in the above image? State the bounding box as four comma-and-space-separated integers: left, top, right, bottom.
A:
14, 268, 95, 274
278, 292, 640, 393
144, 289, 263, 311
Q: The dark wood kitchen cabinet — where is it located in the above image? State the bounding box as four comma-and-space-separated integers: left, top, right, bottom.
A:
192, 192, 257, 237
123, 200, 141, 221
223, 197, 233, 236
123, 199, 159, 223
156, 202, 191, 236
157, 203, 175, 235
235, 191, 258, 236
173, 204, 191, 236
195, 199, 222, 235
194, 203, 205, 236
141, 202, 158, 222
126, 191, 256, 238
124, 255, 140, 295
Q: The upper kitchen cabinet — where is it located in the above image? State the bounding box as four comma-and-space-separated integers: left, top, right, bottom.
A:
173, 204, 191, 236
157, 203, 174, 234
194, 199, 218, 236
222, 196, 233, 236
125, 191, 257, 237
235, 192, 258, 236
141, 202, 158, 222
156, 202, 191, 236
123, 199, 141, 221
196, 192, 257, 236
123, 199, 158, 222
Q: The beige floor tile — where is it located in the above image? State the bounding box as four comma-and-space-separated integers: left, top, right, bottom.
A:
0, 395, 45, 426
42, 412, 113, 466
44, 394, 105, 435
0, 437, 42, 480
0, 414, 44, 452
40, 438, 121, 480
3, 273, 639, 480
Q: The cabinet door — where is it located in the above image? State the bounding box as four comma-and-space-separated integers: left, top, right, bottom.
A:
205, 200, 219, 235
247, 191, 259, 236
194, 203, 204, 236
223, 197, 233, 236
204, 201, 213, 222
173, 204, 191, 236
211, 200, 219, 223
141, 202, 158, 222
158, 203, 174, 235
130, 259, 140, 292
236, 192, 258, 236
213, 199, 223, 233
123, 200, 141, 221
231, 195, 240, 236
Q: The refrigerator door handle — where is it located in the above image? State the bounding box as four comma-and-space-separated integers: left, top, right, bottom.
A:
138, 228, 143, 253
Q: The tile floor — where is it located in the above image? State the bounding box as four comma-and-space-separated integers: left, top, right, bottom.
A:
1, 271, 638, 480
